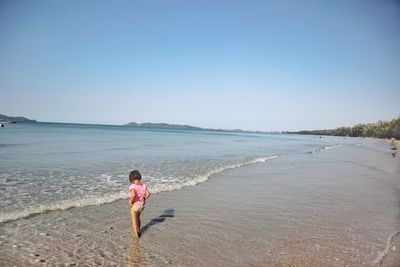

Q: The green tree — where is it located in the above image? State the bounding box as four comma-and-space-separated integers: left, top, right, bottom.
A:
295, 116, 400, 139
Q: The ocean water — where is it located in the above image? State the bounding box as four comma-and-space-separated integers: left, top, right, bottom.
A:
0, 122, 353, 224
1, 122, 399, 266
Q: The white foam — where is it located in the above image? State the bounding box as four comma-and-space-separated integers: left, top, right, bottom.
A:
0, 190, 129, 224
373, 230, 400, 266
323, 144, 340, 150
100, 173, 118, 185
0, 155, 278, 224
308, 144, 340, 154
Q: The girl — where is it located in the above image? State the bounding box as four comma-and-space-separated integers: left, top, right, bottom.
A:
129, 170, 151, 238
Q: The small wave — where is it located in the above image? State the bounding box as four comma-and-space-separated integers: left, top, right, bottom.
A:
151, 155, 279, 193
373, 230, 400, 266
0, 190, 130, 224
100, 173, 119, 185
0, 155, 278, 224
323, 145, 340, 150
307, 145, 340, 154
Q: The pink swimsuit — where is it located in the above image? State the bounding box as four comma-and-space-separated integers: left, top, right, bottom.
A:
129, 183, 147, 205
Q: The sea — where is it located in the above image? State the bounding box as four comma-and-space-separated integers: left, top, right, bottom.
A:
1, 122, 399, 266
0, 122, 353, 224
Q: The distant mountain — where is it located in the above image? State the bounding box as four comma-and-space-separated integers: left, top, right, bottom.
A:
0, 114, 37, 123
124, 121, 273, 134
125, 122, 202, 130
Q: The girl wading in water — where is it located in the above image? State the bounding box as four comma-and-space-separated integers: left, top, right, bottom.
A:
129, 170, 151, 238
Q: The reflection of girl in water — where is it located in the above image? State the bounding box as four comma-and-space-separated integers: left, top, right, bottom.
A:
127, 239, 145, 266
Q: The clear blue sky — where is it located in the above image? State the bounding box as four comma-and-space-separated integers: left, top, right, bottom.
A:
1, 0, 399, 131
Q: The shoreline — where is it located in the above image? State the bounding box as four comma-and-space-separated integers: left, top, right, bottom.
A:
1, 139, 400, 266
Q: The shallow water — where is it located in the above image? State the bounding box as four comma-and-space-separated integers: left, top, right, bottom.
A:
0, 122, 349, 223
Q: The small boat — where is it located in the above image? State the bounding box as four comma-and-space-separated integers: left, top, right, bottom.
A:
0, 123, 4, 127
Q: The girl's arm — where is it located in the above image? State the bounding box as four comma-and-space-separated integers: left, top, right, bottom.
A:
129, 190, 136, 205
144, 188, 151, 201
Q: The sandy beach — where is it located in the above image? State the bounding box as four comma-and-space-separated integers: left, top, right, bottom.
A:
1, 138, 399, 266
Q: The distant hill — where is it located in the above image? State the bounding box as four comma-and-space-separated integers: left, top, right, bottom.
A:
124, 121, 273, 135
0, 114, 37, 123
125, 122, 202, 130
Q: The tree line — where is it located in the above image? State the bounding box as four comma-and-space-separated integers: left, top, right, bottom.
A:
294, 116, 400, 139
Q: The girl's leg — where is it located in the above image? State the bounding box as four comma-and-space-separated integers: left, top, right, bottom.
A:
137, 212, 142, 237
130, 208, 140, 238
134, 212, 141, 238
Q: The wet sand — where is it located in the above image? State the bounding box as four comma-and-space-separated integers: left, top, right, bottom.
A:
1, 140, 400, 266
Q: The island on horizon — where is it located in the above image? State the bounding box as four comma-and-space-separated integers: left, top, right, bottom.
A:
125, 121, 202, 130
0, 114, 36, 123
124, 121, 277, 135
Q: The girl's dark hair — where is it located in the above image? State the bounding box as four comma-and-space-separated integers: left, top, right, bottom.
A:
129, 170, 142, 182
